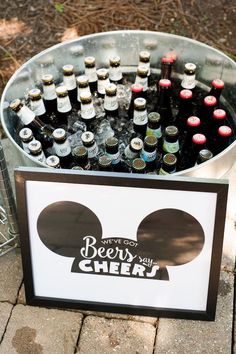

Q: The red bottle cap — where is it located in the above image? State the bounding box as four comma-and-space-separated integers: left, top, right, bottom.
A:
180, 89, 193, 100
192, 133, 207, 145
218, 125, 232, 137
162, 56, 174, 64
165, 52, 177, 62
204, 96, 217, 107
187, 116, 201, 127
213, 109, 226, 120
131, 83, 144, 93
159, 79, 171, 87
212, 79, 224, 89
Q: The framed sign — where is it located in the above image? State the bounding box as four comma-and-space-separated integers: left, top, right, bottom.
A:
15, 167, 228, 321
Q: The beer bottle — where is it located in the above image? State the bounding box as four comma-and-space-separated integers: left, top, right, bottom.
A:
138, 51, 151, 78
180, 116, 201, 152
179, 133, 207, 170
28, 140, 47, 164
52, 128, 73, 168
128, 83, 144, 119
72, 145, 91, 170
211, 125, 233, 155
135, 65, 149, 95
105, 136, 122, 171
196, 149, 213, 165
28, 88, 49, 124
160, 56, 174, 80
42, 74, 57, 114
76, 75, 91, 106
80, 92, 96, 130
132, 158, 146, 174
62, 64, 77, 104
109, 56, 123, 84
19, 127, 34, 154
175, 89, 193, 133
124, 137, 143, 162
146, 112, 162, 147
55, 85, 72, 129
207, 109, 227, 147
46, 155, 61, 168
104, 83, 119, 117
81, 131, 98, 166
98, 155, 112, 171
133, 97, 148, 139
159, 153, 177, 175
181, 63, 196, 91
162, 125, 180, 158
198, 95, 217, 133
84, 56, 98, 93
97, 68, 110, 98
155, 79, 173, 127
9, 98, 54, 150
208, 79, 224, 104
140, 135, 158, 172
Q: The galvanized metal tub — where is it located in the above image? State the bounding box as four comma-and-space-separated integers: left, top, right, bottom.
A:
1, 30, 236, 178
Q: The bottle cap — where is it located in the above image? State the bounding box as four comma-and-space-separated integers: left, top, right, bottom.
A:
109, 56, 121, 66
165, 125, 178, 137
19, 127, 33, 141
84, 56, 96, 68
148, 112, 161, 123
10, 98, 22, 112
213, 109, 226, 120
159, 79, 171, 88
55, 85, 68, 97
192, 133, 207, 145
163, 153, 177, 166
204, 95, 217, 107
218, 125, 232, 137
28, 140, 42, 154
132, 158, 146, 171
81, 131, 95, 145
180, 89, 193, 100
184, 63, 196, 74
46, 155, 60, 168
76, 75, 89, 88
198, 149, 213, 162
42, 74, 54, 85
130, 137, 143, 152
98, 155, 112, 167
28, 88, 42, 100
105, 83, 117, 95
97, 68, 109, 80
131, 83, 144, 93
72, 146, 88, 158
165, 52, 177, 62
144, 135, 157, 147
187, 116, 201, 127
71, 166, 84, 170
139, 51, 150, 62
134, 97, 146, 110
105, 136, 118, 148
80, 91, 92, 103
212, 79, 224, 89
62, 64, 74, 74
53, 128, 66, 141
161, 56, 174, 64
137, 65, 149, 77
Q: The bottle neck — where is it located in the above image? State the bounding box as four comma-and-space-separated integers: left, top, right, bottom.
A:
57, 95, 72, 113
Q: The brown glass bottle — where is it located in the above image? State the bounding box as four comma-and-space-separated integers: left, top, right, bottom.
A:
62, 64, 77, 104
28, 88, 49, 124
72, 146, 91, 170
52, 128, 73, 168
109, 56, 123, 84
175, 89, 193, 133
133, 97, 148, 139
84, 56, 98, 93
140, 135, 158, 172
55, 85, 72, 129
42, 74, 57, 114
158, 153, 177, 175
155, 79, 173, 127
128, 83, 144, 119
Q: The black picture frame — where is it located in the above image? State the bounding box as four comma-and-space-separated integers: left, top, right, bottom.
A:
14, 167, 228, 321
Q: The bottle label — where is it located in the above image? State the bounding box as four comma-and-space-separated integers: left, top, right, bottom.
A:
43, 84, 57, 100
106, 151, 121, 164
104, 95, 118, 111
181, 73, 196, 89
87, 143, 98, 158
85, 67, 97, 83
81, 102, 95, 119
54, 140, 71, 157
63, 74, 77, 90
133, 110, 148, 126
159, 167, 170, 175
124, 145, 138, 160
140, 149, 156, 162
57, 96, 72, 113
77, 86, 91, 102
30, 99, 46, 116
163, 140, 179, 153
17, 106, 35, 125
135, 76, 148, 91
146, 126, 162, 139
109, 67, 122, 81
138, 61, 150, 76
34, 151, 46, 164
98, 78, 110, 95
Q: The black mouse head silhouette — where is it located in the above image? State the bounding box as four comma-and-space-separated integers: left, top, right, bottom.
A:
37, 201, 205, 280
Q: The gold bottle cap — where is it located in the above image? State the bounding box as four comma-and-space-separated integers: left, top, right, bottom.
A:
28, 88, 42, 100
55, 85, 68, 97
80, 91, 92, 103
163, 153, 177, 166
97, 68, 109, 80
52, 128, 66, 141
148, 112, 161, 123
165, 125, 179, 137
105, 136, 118, 148
137, 65, 149, 77
9, 98, 22, 112
144, 135, 157, 147
76, 75, 89, 88
139, 50, 151, 62
72, 146, 88, 158
109, 56, 121, 67
105, 83, 117, 96
98, 155, 112, 167
62, 64, 74, 74
132, 158, 146, 171
42, 74, 54, 85
134, 97, 146, 110
28, 140, 42, 154
84, 56, 96, 68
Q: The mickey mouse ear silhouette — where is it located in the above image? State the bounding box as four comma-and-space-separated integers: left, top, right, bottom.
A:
137, 208, 205, 279
37, 201, 102, 257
